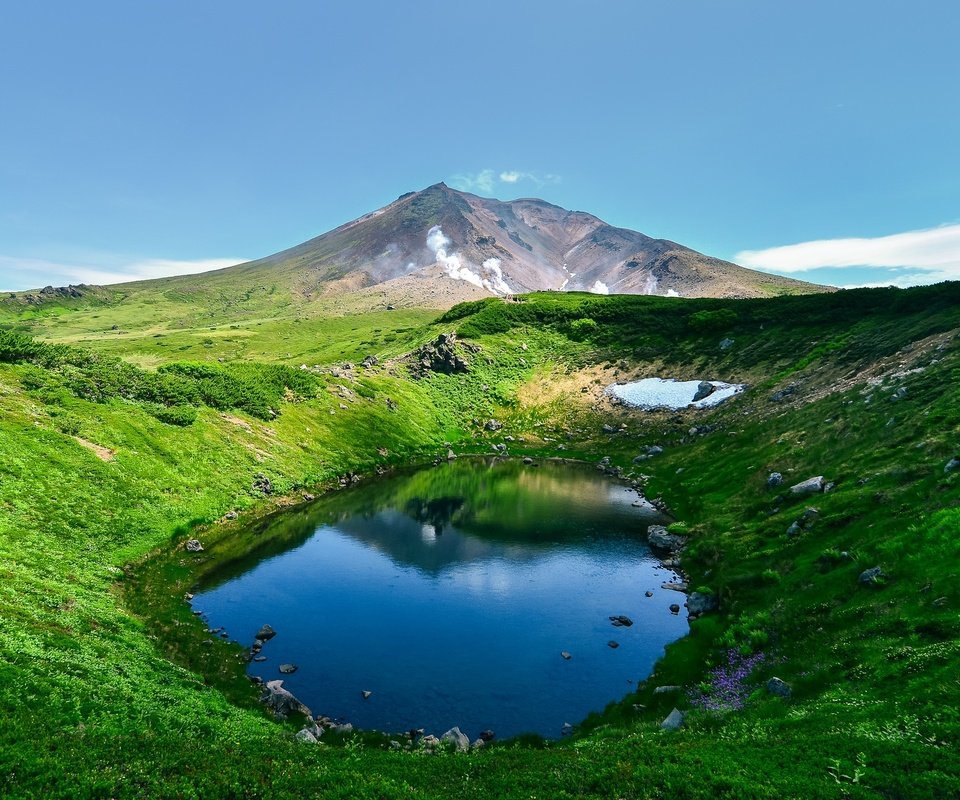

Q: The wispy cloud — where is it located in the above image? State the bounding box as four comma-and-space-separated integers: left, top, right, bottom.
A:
1, 254, 247, 292
735, 223, 960, 288
449, 169, 560, 196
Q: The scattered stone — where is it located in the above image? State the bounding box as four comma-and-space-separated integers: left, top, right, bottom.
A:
766, 472, 783, 489
647, 525, 686, 552
653, 685, 681, 694
859, 566, 885, 586
686, 592, 718, 615
609, 615, 634, 627
766, 677, 792, 698
279, 663, 298, 674
255, 624, 277, 641
692, 381, 715, 402
484, 419, 503, 431
669, 603, 681, 614
660, 708, 684, 730
361, 690, 372, 699
295, 728, 318, 743
944, 456, 960, 473
719, 338, 735, 351
260, 680, 311, 719
561, 651, 572, 660
790, 476, 825, 495
441, 727, 470, 753
607, 640, 619, 649
252, 472, 273, 495
184, 539, 204, 552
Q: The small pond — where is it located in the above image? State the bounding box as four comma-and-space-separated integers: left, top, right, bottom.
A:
190, 458, 687, 740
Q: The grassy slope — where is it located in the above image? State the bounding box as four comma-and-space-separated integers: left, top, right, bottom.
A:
0, 286, 958, 798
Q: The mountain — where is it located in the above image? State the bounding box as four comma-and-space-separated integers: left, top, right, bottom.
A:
209, 182, 825, 302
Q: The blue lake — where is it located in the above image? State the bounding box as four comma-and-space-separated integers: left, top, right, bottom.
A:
192, 458, 687, 740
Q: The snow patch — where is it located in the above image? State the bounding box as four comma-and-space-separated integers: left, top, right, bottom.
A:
605, 378, 746, 410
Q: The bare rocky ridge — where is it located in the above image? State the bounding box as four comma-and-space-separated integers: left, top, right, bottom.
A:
165, 183, 828, 302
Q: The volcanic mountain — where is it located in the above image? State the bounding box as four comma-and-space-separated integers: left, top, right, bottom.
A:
155, 182, 824, 304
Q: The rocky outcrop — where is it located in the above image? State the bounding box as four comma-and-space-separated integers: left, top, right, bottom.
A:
766, 677, 792, 698
647, 525, 686, 552
441, 726, 470, 752
660, 708, 685, 730
413, 333, 475, 376
260, 680, 311, 719
184, 539, 204, 552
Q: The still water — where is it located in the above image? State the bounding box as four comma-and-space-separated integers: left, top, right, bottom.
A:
192, 458, 687, 739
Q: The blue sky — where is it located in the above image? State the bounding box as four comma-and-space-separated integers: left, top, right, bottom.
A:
2, 1, 958, 291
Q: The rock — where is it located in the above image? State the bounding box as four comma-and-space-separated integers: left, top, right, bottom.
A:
441, 727, 470, 752
766, 472, 783, 489
859, 565, 885, 586
279, 664, 298, 674
561, 651, 572, 660
446, 449, 457, 461
607, 640, 619, 649
330, 722, 354, 735
184, 539, 204, 552
361, 690, 372, 699
361, 355, 378, 368
260, 680, 312, 720
653, 685, 681, 694
415, 333, 471, 375
479, 729, 496, 742
686, 592, 718, 615
786, 521, 802, 538
660, 708, 685, 730
255, 624, 277, 641
302, 493, 315, 502
769, 384, 799, 403
945, 456, 960, 473
645, 590, 654, 597
225, 510, 238, 520
647, 525, 686, 552
252, 472, 273, 495
661, 581, 688, 592
471, 738, 485, 749
602, 424, 617, 434
295, 728, 318, 743
421, 734, 440, 748
669, 603, 681, 614
719, 338, 735, 351
522, 457, 535, 465
766, 677, 792, 698
790, 476, 825, 495
253, 656, 267, 663
484, 419, 503, 431
609, 615, 633, 627
560, 722, 574, 736
692, 381, 715, 402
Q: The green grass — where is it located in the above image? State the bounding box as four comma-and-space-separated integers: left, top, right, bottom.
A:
0, 284, 959, 797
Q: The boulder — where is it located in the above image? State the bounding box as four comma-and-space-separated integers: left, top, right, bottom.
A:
414, 333, 471, 375
561, 651, 572, 660
361, 690, 372, 699
484, 419, 503, 431
660, 708, 684, 730
184, 539, 204, 552
766, 677, 792, 698
647, 525, 686, 552
479, 729, 496, 742
252, 472, 273, 495
653, 685, 681, 694
686, 592, 718, 615
766, 472, 783, 489
769, 384, 799, 403
609, 615, 634, 627
278, 664, 298, 674
692, 381, 715, 402
607, 640, 619, 649
859, 566, 885, 586
669, 603, 681, 614
260, 680, 311, 719
294, 728, 318, 743
790, 476, 825, 495
719, 338, 735, 351
255, 624, 277, 641
560, 722, 574, 736
602, 424, 617, 434
945, 456, 960, 474
421, 734, 441, 748
446, 449, 456, 461
471, 738, 485, 749
441, 726, 470, 752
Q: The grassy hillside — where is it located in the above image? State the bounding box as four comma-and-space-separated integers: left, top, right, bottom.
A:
0, 284, 958, 798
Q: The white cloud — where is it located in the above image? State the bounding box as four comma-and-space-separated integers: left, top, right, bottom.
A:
449, 169, 561, 196
735, 223, 960, 286
0, 254, 246, 292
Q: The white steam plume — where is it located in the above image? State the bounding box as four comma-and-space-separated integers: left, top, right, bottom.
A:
589, 280, 610, 295
426, 226, 513, 295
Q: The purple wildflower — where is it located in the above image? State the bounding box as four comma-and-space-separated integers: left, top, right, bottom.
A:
687, 649, 766, 712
